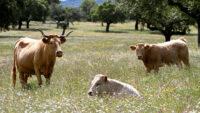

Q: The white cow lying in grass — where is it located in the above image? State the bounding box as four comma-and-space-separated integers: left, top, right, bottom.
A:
88, 74, 140, 97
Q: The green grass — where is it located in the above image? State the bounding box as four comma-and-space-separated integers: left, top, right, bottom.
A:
0, 21, 200, 112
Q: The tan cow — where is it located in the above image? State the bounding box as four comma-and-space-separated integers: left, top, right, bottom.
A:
88, 74, 140, 97
11, 29, 73, 88
130, 38, 190, 74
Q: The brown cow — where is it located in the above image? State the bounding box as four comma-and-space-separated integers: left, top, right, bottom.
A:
11, 29, 73, 88
130, 38, 190, 74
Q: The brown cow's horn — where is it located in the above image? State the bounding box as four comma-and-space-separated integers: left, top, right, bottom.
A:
35, 29, 48, 38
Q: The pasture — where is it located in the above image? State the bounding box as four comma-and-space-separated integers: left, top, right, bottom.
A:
0, 21, 200, 112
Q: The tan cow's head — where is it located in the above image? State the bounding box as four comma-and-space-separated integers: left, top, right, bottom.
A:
130, 43, 150, 60
37, 29, 73, 57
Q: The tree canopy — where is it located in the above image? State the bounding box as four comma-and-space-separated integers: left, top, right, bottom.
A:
65, 7, 82, 24
92, 1, 126, 32
50, 4, 66, 28
167, 0, 200, 47
18, 0, 48, 29
119, 0, 194, 41
0, 0, 25, 31
80, 0, 97, 21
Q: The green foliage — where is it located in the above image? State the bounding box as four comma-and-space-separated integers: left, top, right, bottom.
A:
120, 0, 194, 41
80, 0, 97, 21
0, 0, 25, 31
22, 0, 48, 21
168, 0, 200, 20
167, 0, 200, 47
91, 1, 126, 32
65, 7, 82, 22
50, 4, 65, 22
96, 1, 125, 24
45, 0, 60, 4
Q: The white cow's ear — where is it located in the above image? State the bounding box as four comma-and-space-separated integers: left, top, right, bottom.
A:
104, 76, 107, 82
130, 46, 136, 51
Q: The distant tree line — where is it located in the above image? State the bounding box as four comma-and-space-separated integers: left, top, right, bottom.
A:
0, 0, 199, 47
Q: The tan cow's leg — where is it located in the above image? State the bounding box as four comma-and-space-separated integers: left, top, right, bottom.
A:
19, 72, 26, 88
34, 67, 42, 86
24, 74, 29, 85
182, 57, 190, 67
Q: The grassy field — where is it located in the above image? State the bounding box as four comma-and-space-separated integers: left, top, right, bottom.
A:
0, 21, 200, 112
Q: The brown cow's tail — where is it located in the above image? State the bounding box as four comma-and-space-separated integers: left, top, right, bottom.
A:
179, 37, 187, 43
11, 44, 17, 88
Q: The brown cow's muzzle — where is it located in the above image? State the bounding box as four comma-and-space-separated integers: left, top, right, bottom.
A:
138, 56, 142, 60
56, 50, 63, 57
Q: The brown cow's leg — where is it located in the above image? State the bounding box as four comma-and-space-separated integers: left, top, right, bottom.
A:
146, 68, 151, 76
34, 67, 42, 86
176, 61, 182, 68
154, 68, 159, 74
19, 72, 26, 88
45, 73, 51, 86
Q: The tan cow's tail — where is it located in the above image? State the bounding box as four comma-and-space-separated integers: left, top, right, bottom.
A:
179, 37, 187, 43
11, 42, 18, 88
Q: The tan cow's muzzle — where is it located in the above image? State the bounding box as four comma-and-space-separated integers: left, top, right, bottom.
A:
56, 50, 63, 57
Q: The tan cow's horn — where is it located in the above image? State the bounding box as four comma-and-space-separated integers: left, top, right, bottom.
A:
59, 31, 73, 39
65, 31, 73, 37
35, 29, 48, 38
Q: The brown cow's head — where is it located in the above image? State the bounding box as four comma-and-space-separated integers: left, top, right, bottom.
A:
130, 43, 150, 60
37, 29, 73, 57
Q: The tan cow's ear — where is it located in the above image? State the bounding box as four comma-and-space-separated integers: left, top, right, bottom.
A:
130, 46, 136, 51
104, 76, 107, 82
60, 38, 66, 44
144, 44, 150, 49
42, 37, 49, 43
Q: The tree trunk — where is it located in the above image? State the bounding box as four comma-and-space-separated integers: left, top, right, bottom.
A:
135, 19, 139, 30
26, 20, 30, 29
62, 24, 67, 35
42, 16, 46, 24
57, 20, 60, 28
101, 22, 104, 27
18, 20, 22, 30
198, 20, 200, 48
106, 22, 110, 32
164, 34, 171, 42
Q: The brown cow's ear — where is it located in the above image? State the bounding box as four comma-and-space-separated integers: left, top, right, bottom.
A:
145, 45, 150, 49
104, 76, 107, 82
60, 38, 66, 44
42, 37, 49, 43
130, 46, 136, 51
